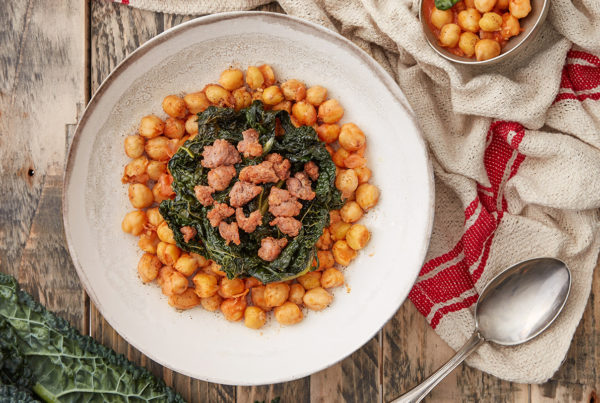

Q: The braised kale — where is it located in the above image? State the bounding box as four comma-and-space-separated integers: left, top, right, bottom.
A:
434, 0, 460, 10
0, 273, 185, 403
160, 101, 343, 283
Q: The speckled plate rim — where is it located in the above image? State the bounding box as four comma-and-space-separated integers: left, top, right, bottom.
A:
63, 11, 435, 385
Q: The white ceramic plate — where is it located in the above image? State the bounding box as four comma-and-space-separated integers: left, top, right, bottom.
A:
63, 12, 434, 385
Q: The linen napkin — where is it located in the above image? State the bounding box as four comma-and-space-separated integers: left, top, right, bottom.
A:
114, 0, 600, 383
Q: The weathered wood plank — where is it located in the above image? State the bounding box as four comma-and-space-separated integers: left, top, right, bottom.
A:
0, 0, 87, 332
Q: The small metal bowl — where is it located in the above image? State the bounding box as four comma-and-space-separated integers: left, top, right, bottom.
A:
419, 0, 550, 65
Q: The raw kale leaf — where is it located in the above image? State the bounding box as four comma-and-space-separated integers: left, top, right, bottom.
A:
160, 101, 343, 283
434, 0, 460, 10
0, 273, 185, 403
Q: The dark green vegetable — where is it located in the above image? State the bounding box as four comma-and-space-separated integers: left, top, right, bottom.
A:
434, 0, 460, 10
160, 101, 343, 283
0, 273, 185, 403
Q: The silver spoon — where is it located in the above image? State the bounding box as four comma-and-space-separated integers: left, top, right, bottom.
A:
392, 257, 571, 403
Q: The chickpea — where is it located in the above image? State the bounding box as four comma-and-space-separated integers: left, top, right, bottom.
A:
185, 115, 199, 135
335, 169, 359, 197
315, 250, 335, 271
344, 154, 366, 169
168, 288, 201, 310
321, 268, 345, 288
145, 136, 171, 161
156, 241, 180, 266
182, 92, 209, 115
157, 221, 176, 244
122, 210, 147, 236
330, 210, 342, 224
138, 231, 159, 254
306, 86, 328, 106
124, 135, 145, 158
246, 66, 264, 89
161, 270, 187, 296
297, 271, 322, 290
339, 123, 366, 152
316, 123, 340, 144
340, 201, 363, 223
152, 183, 169, 204
457, 9, 481, 32
232, 88, 252, 110
163, 117, 185, 139
193, 272, 219, 298
465, 0, 475, 7
245, 277, 262, 289
318, 99, 344, 124
201, 294, 222, 312
251, 91, 264, 102
143, 208, 162, 229
316, 228, 333, 250
332, 148, 351, 168
479, 12, 502, 31
264, 282, 290, 307
292, 101, 317, 126
145, 161, 165, 182
137, 253, 161, 283
258, 64, 276, 86
174, 254, 199, 277
497, 0, 509, 9
439, 24, 461, 48
356, 183, 380, 210
501, 13, 520, 39
157, 265, 174, 287
346, 224, 371, 250
303, 287, 333, 311
138, 115, 164, 139
162, 95, 187, 119
251, 285, 272, 311
274, 302, 303, 325
474, 0, 496, 12
204, 84, 234, 107
475, 39, 501, 61
221, 297, 247, 321
122, 156, 149, 184
332, 240, 357, 266
219, 278, 245, 298
509, 0, 530, 18
244, 306, 267, 329
190, 253, 209, 267
290, 116, 301, 128
288, 283, 305, 305
354, 166, 372, 184
430, 7, 453, 29
128, 183, 153, 209
280, 79, 306, 101
206, 260, 226, 276
330, 221, 351, 241
262, 86, 284, 105
272, 100, 292, 113
218, 68, 244, 91
459, 32, 479, 57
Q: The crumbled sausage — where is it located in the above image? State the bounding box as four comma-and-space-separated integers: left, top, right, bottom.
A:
265, 153, 291, 181
304, 161, 319, 181
269, 217, 302, 237
194, 185, 215, 206
258, 237, 288, 261
219, 221, 241, 245
207, 203, 234, 227
268, 187, 303, 217
286, 172, 316, 201
239, 161, 279, 184
201, 139, 241, 168
180, 226, 197, 242
236, 208, 262, 233
207, 165, 237, 191
229, 181, 262, 207
237, 128, 263, 158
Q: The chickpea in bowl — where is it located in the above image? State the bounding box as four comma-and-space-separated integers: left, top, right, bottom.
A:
421, 0, 548, 64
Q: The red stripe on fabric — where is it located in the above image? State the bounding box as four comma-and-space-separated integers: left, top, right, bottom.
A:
430, 294, 479, 329
420, 240, 463, 275
122, 0, 130, 4
554, 93, 579, 102
464, 198, 479, 220
568, 50, 600, 67
417, 262, 473, 302
579, 92, 600, 101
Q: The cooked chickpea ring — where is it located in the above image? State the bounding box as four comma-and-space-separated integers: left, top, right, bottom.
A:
426, 0, 530, 61
120, 65, 381, 328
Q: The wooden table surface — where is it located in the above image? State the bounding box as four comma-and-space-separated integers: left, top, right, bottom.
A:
2, 1, 599, 402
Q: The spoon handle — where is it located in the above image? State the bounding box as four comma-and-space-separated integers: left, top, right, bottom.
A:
391, 331, 484, 403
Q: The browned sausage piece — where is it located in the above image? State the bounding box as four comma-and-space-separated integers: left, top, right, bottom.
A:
236, 208, 263, 233
207, 165, 237, 191
286, 172, 316, 201
269, 217, 302, 237
194, 185, 215, 207
201, 139, 241, 168
229, 181, 263, 207
180, 226, 197, 242
206, 203, 235, 227
239, 161, 279, 184
304, 161, 319, 181
268, 187, 302, 217
237, 128, 263, 158
265, 153, 291, 181
219, 221, 241, 245
257, 237, 288, 261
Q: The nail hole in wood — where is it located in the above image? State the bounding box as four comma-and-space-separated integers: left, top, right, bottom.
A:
28, 168, 35, 176
590, 390, 596, 403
